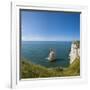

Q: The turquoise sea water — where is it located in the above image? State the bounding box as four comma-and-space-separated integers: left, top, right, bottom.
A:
21, 41, 71, 68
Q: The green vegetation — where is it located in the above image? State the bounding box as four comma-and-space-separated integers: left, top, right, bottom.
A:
73, 40, 80, 48
20, 59, 80, 78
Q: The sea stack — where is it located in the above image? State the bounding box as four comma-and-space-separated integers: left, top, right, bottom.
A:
69, 41, 80, 64
48, 48, 56, 61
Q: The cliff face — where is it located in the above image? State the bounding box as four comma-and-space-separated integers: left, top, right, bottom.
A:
69, 41, 80, 64
48, 51, 56, 61
48, 49, 56, 61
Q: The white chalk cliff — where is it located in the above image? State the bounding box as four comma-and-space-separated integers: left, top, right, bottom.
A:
69, 41, 80, 64
48, 49, 56, 61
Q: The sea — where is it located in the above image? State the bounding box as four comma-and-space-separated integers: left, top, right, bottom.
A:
21, 41, 72, 68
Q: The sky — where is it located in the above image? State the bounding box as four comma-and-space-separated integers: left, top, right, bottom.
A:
21, 9, 80, 41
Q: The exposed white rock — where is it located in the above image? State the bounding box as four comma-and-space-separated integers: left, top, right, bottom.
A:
69, 41, 80, 64
48, 48, 56, 61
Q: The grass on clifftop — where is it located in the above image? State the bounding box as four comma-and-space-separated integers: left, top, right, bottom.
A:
20, 59, 80, 79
